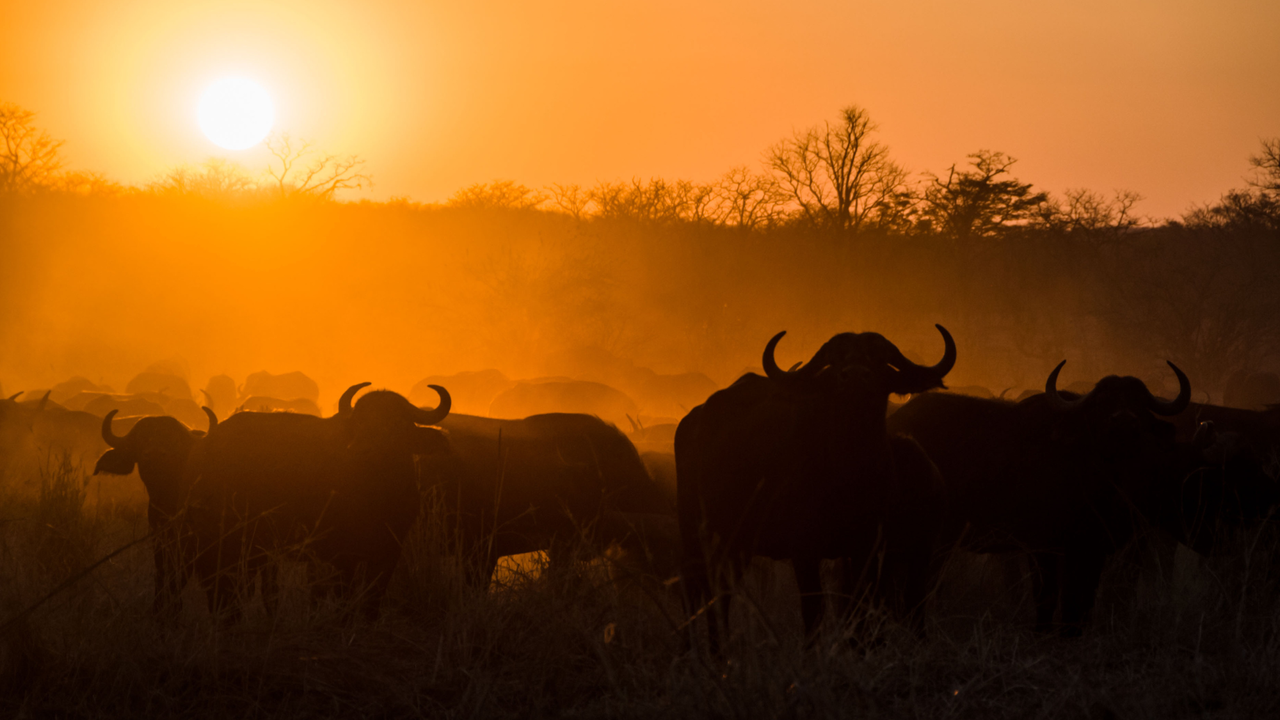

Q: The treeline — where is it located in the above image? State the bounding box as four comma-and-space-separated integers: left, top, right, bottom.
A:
2, 100, 1279, 398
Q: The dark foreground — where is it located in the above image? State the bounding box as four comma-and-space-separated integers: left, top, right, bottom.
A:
1, 460, 1278, 719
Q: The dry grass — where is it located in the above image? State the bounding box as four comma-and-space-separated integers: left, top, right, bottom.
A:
2, 461, 1279, 718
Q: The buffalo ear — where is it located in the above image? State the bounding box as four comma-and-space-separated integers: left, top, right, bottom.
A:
94, 449, 137, 476
410, 427, 451, 457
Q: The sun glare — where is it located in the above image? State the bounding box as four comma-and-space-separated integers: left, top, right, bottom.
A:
197, 77, 274, 150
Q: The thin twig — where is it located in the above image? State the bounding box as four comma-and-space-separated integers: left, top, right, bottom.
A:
0, 533, 151, 635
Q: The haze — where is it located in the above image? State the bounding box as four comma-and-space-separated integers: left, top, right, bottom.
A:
3, 0, 1277, 219
3, 0, 1280, 413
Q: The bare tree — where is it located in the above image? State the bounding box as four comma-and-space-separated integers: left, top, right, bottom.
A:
1034, 188, 1144, 247
547, 183, 593, 219
587, 178, 717, 224
766, 105, 905, 231
0, 102, 64, 193
671, 179, 717, 223
264, 132, 371, 200
52, 170, 128, 196
149, 158, 257, 200
1248, 137, 1280, 194
448, 180, 545, 210
709, 166, 788, 229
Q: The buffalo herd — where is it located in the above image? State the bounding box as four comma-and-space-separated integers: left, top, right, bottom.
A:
3, 327, 1278, 648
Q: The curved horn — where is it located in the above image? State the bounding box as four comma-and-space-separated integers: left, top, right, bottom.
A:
883, 324, 957, 394
338, 382, 372, 415
413, 385, 451, 425
762, 332, 822, 388
202, 406, 218, 431
200, 388, 213, 405
891, 324, 956, 378
1045, 360, 1086, 412
7, 392, 22, 401
36, 390, 51, 412
101, 409, 124, 448
762, 331, 791, 380
1149, 361, 1192, 416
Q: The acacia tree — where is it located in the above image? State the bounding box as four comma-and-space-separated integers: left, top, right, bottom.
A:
264, 132, 371, 199
0, 102, 64, 193
766, 105, 906, 231
918, 150, 1048, 242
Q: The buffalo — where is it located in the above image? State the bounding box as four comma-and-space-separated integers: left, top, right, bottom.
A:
1158, 404, 1280, 553
1222, 370, 1280, 410
411, 369, 513, 416
1167, 402, 1280, 455
488, 379, 640, 429
1, 391, 44, 481
94, 407, 217, 614
0, 391, 106, 474
32, 404, 110, 472
626, 418, 677, 454
239, 370, 320, 405
47, 376, 113, 405
236, 396, 322, 416
126, 369, 195, 403
417, 412, 674, 586
887, 361, 1193, 636
622, 369, 719, 420
68, 391, 211, 432
187, 383, 450, 619
76, 393, 167, 419
201, 374, 238, 419
677, 326, 955, 649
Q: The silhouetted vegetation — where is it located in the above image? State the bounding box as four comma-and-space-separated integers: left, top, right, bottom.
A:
3, 100, 1279, 396
3, 98, 1280, 716
1, 458, 1279, 718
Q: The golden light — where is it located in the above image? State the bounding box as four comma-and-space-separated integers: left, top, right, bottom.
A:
197, 77, 274, 150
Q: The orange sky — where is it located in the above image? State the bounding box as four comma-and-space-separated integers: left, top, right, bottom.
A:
2, 0, 1277, 219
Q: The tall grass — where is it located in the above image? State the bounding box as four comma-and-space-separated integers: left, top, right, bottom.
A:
1, 461, 1278, 718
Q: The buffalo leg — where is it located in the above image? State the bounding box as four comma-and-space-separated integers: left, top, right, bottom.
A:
1031, 551, 1060, 633
793, 557, 824, 642
681, 552, 714, 651
1060, 548, 1106, 637
882, 541, 932, 634
153, 540, 174, 616
362, 566, 395, 620
152, 521, 191, 619
260, 562, 280, 617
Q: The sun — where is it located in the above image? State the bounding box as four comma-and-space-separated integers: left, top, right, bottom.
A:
197, 77, 275, 150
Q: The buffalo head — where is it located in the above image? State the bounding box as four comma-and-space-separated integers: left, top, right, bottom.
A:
763, 324, 956, 396
1042, 361, 1191, 450
339, 382, 452, 457
95, 407, 217, 478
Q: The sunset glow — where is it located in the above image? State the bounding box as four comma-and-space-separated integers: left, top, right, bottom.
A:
197, 77, 273, 150
3, 2, 1280, 712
